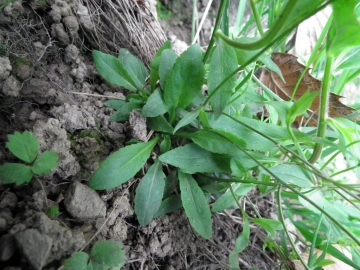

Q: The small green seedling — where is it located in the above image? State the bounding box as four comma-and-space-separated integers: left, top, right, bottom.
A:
63, 240, 126, 270
0, 131, 58, 185
46, 206, 61, 218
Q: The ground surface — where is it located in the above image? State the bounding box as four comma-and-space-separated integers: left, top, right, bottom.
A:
0, 1, 277, 269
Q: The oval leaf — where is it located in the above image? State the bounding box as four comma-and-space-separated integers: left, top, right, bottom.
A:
208, 39, 238, 118
141, 88, 167, 117
189, 130, 246, 154
90, 138, 159, 190
90, 240, 126, 268
159, 49, 178, 89
263, 164, 313, 188
164, 44, 205, 117
135, 160, 165, 226
93, 50, 141, 91
158, 143, 231, 174
179, 171, 212, 239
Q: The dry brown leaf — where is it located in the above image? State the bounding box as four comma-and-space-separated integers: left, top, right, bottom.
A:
260, 52, 359, 126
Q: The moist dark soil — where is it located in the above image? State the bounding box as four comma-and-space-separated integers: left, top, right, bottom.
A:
0, 0, 278, 269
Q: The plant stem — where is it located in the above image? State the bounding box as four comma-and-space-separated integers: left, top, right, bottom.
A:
250, 0, 264, 36
215, 1, 296, 50
203, 0, 228, 63
309, 55, 334, 163
276, 186, 311, 270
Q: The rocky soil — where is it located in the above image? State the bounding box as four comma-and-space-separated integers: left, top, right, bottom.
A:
0, 0, 276, 269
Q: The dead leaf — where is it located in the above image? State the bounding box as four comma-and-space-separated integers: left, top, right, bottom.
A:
260, 52, 359, 126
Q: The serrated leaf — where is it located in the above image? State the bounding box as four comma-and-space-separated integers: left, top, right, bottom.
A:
263, 164, 313, 188
208, 40, 238, 118
154, 194, 182, 219
179, 171, 212, 239
0, 163, 33, 186
135, 160, 165, 226
158, 143, 231, 174
109, 100, 142, 122
147, 115, 174, 133
105, 100, 126, 111
189, 130, 246, 154
90, 240, 126, 268
150, 41, 172, 90
235, 218, 250, 253
252, 218, 283, 238
141, 88, 167, 117
93, 50, 143, 91
31, 151, 58, 176
159, 49, 178, 89
6, 131, 39, 163
164, 44, 205, 118
212, 183, 255, 212
63, 252, 90, 270
173, 109, 200, 133
90, 138, 159, 190
118, 49, 148, 90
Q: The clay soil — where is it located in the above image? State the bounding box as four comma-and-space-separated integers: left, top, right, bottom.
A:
0, 1, 278, 269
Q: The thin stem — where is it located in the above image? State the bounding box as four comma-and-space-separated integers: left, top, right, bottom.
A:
215, 1, 296, 50
203, 0, 228, 63
309, 55, 334, 163
250, 0, 264, 36
276, 186, 311, 270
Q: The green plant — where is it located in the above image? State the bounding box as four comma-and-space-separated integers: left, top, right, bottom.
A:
0, 131, 58, 185
63, 240, 126, 270
90, 0, 360, 269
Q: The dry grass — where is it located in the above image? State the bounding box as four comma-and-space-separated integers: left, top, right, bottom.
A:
80, 0, 166, 66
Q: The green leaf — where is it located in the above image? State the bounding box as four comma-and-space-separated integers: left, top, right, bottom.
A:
159, 136, 171, 154
90, 138, 159, 190
154, 194, 182, 218
173, 109, 200, 133
208, 39, 238, 118
118, 49, 148, 90
63, 252, 90, 270
105, 100, 126, 111
263, 164, 313, 188
0, 163, 33, 186
90, 240, 126, 268
328, 0, 360, 57
199, 108, 211, 128
189, 130, 246, 154
287, 91, 319, 124
164, 44, 205, 118
150, 40, 172, 90
31, 151, 58, 176
135, 160, 165, 226
141, 88, 167, 117
147, 115, 174, 133
252, 218, 283, 238
229, 251, 240, 270
178, 171, 212, 239
93, 50, 142, 91
230, 158, 246, 177
109, 100, 142, 122
6, 131, 39, 163
159, 49, 178, 89
158, 143, 231, 174
209, 113, 307, 151
235, 217, 250, 253
234, 37, 284, 81
212, 183, 256, 213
